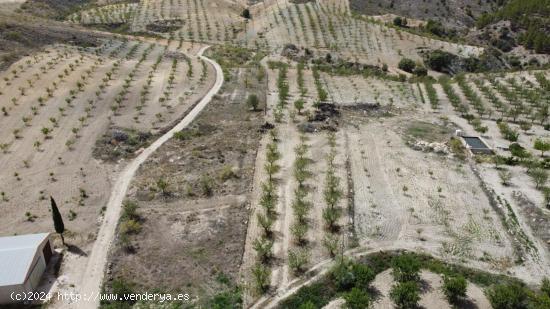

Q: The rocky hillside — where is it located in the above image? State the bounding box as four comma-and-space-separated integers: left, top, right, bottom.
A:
350, 0, 501, 29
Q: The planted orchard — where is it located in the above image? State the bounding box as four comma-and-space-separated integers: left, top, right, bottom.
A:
288, 135, 312, 275
322, 132, 343, 257
252, 129, 281, 293
0, 38, 211, 249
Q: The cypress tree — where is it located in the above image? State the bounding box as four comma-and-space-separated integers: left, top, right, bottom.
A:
50, 196, 65, 245
241, 8, 251, 19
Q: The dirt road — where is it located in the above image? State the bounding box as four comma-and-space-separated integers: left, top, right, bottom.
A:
74, 46, 224, 309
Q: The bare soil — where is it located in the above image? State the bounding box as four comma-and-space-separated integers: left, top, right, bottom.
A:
105, 61, 267, 305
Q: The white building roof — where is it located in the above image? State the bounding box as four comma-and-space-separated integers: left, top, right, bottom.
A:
0, 233, 50, 286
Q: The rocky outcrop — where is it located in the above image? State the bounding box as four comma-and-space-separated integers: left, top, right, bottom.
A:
408, 140, 450, 155
146, 19, 184, 33
420, 48, 507, 75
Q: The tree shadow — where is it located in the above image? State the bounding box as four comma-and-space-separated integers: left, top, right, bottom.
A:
66, 244, 88, 257
418, 278, 432, 293
269, 255, 283, 268
453, 298, 479, 309
368, 286, 383, 302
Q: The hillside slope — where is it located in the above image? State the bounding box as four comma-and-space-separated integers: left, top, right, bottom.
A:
20, 0, 94, 19
0, 12, 103, 70
350, 0, 500, 29
476, 0, 550, 54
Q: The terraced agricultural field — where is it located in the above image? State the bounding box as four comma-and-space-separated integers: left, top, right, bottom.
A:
0, 40, 212, 230
241, 60, 550, 308
1, 0, 550, 308
68, 3, 138, 25
0, 34, 215, 305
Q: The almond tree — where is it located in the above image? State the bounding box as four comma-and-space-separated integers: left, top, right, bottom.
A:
534, 138, 550, 157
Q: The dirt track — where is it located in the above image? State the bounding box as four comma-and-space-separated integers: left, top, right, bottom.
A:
1, 0, 549, 307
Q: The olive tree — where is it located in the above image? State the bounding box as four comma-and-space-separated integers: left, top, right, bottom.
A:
498, 169, 512, 186
534, 138, 550, 157
252, 262, 270, 293
247, 94, 259, 111
529, 168, 548, 189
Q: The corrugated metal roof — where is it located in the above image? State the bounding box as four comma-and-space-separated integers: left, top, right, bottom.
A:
0, 233, 50, 286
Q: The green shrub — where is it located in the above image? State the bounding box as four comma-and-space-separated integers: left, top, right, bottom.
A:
413, 66, 428, 76
253, 237, 273, 262
207, 287, 242, 309
5, 31, 22, 41
498, 169, 512, 186
425, 19, 447, 37
393, 16, 407, 27
534, 139, 550, 157
279, 279, 336, 309
291, 221, 308, 245
156, 177, 170, 196
509, 143, 530, 158
173, 128, 200, 140
449, 137, 467, 160
532, 294, 550, 309
110, 278, 134, 295
102, 279, 136, 307
487, 283, 528, 309
257, 213, 274, 238
219, 165, 237, 181
322, 206, 341, 231
252, 262, 270, 293
247, 94, 259, 111
398, 58, 416, 73
330, 260, 375, 291
200, 176, 214, 196
529, 168, 548, 189
498, 122, 519, 142
297, 301, 316, 309
331, 260, 356, 291
322, 234, 339, 257
344, 287, 370, 309
542, 278, 550, 297
425, 50, 455, 72
442, 275, 467, 303
121, 200, 139, 220
288, 248, 310, 274
390, 281, 420, 308
351, 263, 375, 290
294, 99, 305, 114
392, 253, 421, 282
120, 219, 141, 235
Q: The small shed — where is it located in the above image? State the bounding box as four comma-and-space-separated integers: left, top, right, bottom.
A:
0, 233, 53, 304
